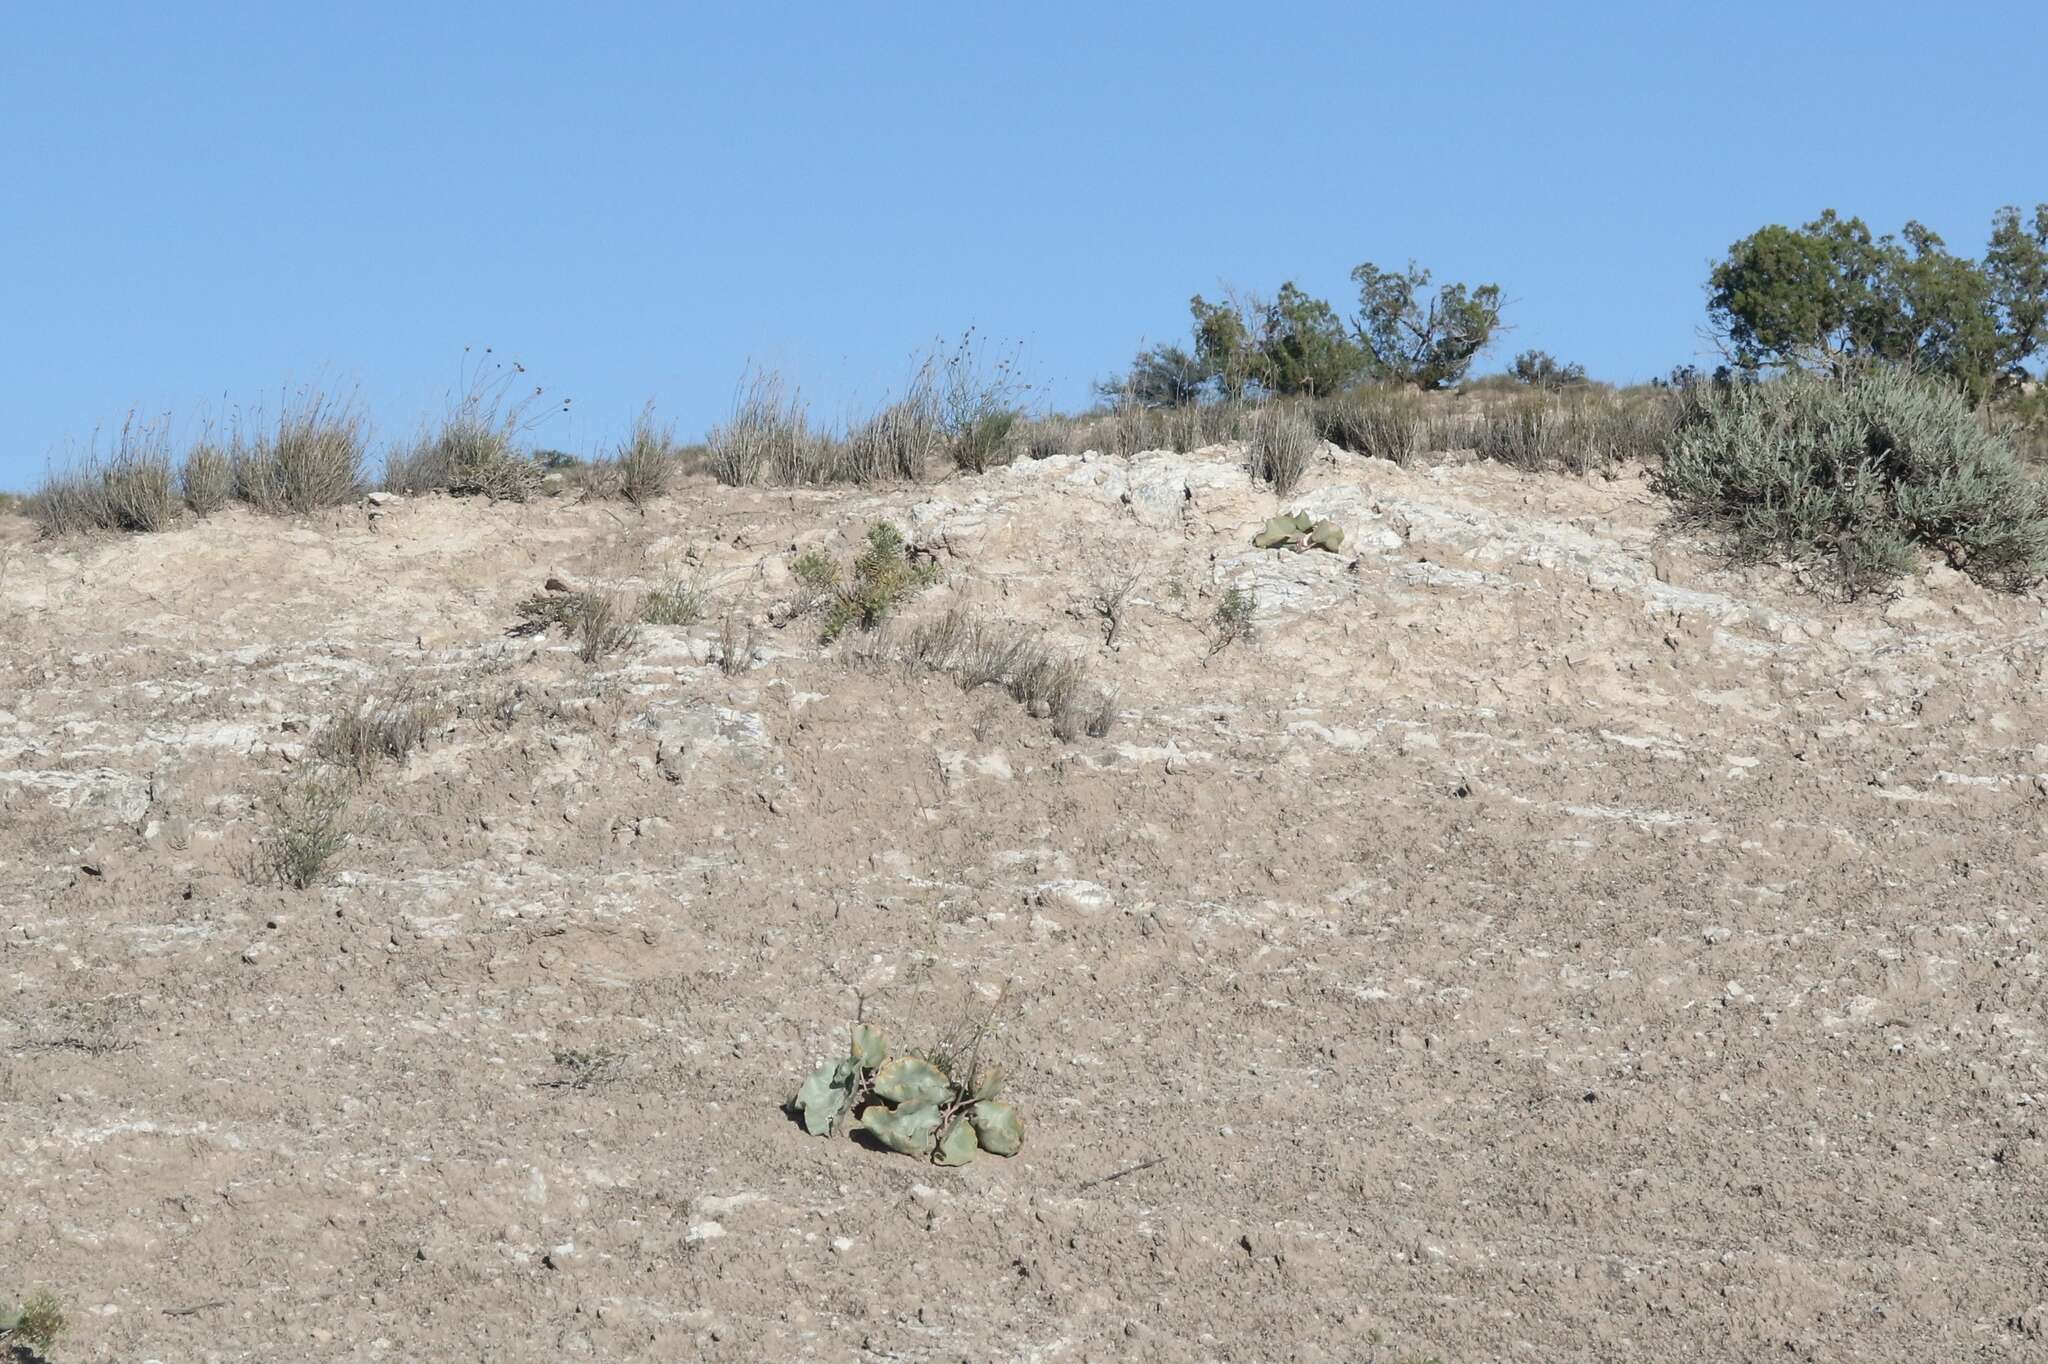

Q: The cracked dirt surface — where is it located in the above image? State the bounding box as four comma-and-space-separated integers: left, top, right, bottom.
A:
4, 440, 2046, 1362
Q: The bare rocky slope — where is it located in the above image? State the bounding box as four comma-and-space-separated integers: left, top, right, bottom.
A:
3, 439, 2046, 1363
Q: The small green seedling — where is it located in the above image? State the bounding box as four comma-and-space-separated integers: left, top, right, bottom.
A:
1, 1291, 67, 1356
793, 1023, 1023, 1165
1252, 510, 1344, 553
818, 522, 939, 643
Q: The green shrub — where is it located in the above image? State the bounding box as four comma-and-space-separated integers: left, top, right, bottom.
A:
1656, 365, 2048, 593
264, 771, 353, 890
1708, 206, 2048, 401
789, 549, 841, 614
1510, 349, 1589, 389
1207, 586, 1256, 660
640, 562, 708, 625
818, 522, 937, 642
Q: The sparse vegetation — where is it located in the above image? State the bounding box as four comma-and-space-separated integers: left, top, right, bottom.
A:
716, 609, 756, 674
939, 330, 1030, 473
892, 607, 1115, 739
1, 1290, 67, 1356
1656, 364, 2048, 593
793, 1020, 1022, 1165
1312, 389, 1423, 463
639, 560, 709, 626
1089, 551, 1142, 646
506, 587, 638, 660
1207, 586, 1256, 661
576, 591, 638, 662
263, 770, 353, 890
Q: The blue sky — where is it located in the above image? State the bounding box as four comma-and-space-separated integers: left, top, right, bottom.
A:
2, 2, 2041, 490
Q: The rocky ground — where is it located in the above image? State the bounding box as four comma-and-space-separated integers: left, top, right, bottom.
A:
3, 439, 2046, 1363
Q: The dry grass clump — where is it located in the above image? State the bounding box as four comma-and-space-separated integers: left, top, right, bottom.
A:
1312, 389, 1423, 464
506, 587, 639, 661
30, 415, 178, 536
716, 609, 757, 675
895, 607, 1117, 740
709, 369, 810, 486
386, 354, 567, 502
317, 683, 445, 778
181, 441, 233, 514
609, 406, 679, 504
1245, 404, 1318, 496
841, 369, 944, 482
232, 389, 367, 513
577, 591, 638, 662
1473, 391, 1677, 474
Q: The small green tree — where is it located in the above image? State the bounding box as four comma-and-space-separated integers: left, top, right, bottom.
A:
1251, 283, 1366, 396
1099, 342, 1212, 408
1510, 350, 1588, 389
1350, 261, 1504, 389
1985, 204, 2048, 384
1706, 207, 2048, 402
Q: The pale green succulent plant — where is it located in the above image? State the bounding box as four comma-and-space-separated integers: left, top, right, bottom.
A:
792, 1023, 1023, 1165
1252, 510, 1345, 553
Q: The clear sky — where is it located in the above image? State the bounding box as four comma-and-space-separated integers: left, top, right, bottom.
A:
3, 2, 2041, 490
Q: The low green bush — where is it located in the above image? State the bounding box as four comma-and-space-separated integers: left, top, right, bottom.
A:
1656, 365, 2048, 592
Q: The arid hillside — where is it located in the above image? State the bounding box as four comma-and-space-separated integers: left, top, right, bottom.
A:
4, 439, 2046, 1362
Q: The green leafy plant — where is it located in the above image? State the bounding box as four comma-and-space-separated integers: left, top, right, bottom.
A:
1252, 510, 1345, 553
818, 521, 937, 642
792, 1022, 1023, 1165
1, 1291, 67, 1356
